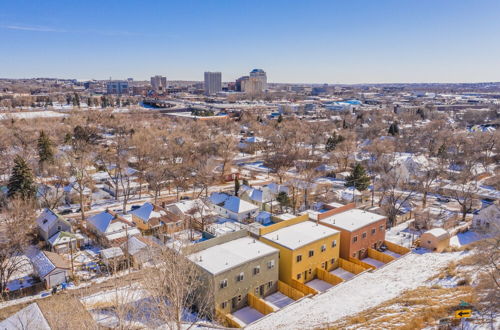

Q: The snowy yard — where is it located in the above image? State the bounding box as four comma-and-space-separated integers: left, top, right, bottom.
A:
330, 267, 355, 281
362, 257, 385, 268
450, 230, 488, 247
385, 221, 418, 248
232, 306, 264, 326
247, 251, 466, 330
383, 250, 401, 258
306, 279, 334, 292
264, 292, 294, 310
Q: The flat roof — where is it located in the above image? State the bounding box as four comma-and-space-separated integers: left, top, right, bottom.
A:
189, 237, 278, 275
262, 221, 339, 250
320, 209, 386, 232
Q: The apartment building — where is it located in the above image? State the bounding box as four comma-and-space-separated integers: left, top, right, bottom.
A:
188, 231, 279, 315
318, 206, 387, 259
259, 214, 340, 285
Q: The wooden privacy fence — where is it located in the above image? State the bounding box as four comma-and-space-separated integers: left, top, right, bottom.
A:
338, 258, 367, 274
248, 293, 275, 314
348, 257, 376, 270
278, 280, 304, 300
384, 240, 411, 255
316, 267, 343, 286
368, 248, 395, 264
216, 308, 241, 328
291, 278, 318, 295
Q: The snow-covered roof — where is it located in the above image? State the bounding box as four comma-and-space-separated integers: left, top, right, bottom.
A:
189, 236, 278, 275
87, 211, 115, 233
47, 231, 82, 247
424, 228, 450, 240
122, 236, 148, 255
36, 209, 69, 232
262, 221, 339, 250
30, 250, 69, 278
320, 209, 386, 232
209, 193, 258, 214
0, 303, 50, 330
101, 247, 124, 259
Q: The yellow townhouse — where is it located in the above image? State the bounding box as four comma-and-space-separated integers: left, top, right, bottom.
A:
258, 214, 340, 287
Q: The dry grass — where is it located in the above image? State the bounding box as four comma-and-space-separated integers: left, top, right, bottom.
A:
321, 285, 474, 330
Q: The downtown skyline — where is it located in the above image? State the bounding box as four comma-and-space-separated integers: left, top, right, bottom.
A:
1, 0, 500, 84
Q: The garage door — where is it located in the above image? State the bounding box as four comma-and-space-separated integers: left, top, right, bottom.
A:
48, 271, 67, 287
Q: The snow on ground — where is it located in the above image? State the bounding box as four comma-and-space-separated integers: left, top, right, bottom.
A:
384, 250, 401, 258
247, 251, 466, 330
80, 284, 146, 308
232, 306, 265, 326
306, 278, 333, 292
362, 257, 385, 268
450, 230, 488, 247
330, 267, 355, 281
385, 221, 417, 248
264, 292, 294, 310
0, 111, 67, 120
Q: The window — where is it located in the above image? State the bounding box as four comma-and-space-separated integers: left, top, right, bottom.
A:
267, 281, 273, 289
371, 228, 376, 235
309, 250, 314, 257
253, 266, 260, 275
379, 225, 384, 231
331, 258, 335, 265
352, 253, 356, 257
296, 255, 302, 263
237, 272, 244, 281
57, 225, 61, 231
297, 273, 302, 280
255, 287, 259, 295
221, 301, 227, 309
362, 232, 367, 239
238, 295, 242, 302
353, 236, 358, 243
331, 240, 337, 248
321, 244, 326, 252
267, 260, 275, 269
308, 269, 312, 275
220, 279, 228, 289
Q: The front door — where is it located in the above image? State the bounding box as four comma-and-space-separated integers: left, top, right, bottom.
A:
259, 285, 264, 296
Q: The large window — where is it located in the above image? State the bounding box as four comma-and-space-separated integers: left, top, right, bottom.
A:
220, 279, 228, 289
308, 250, 314, 257
321, 244, 326, 252
253, 266, 260, 275
331, 240, 337, 248
296, 255, 302, 263
236, 272, 244, 281
362, 232, 367, 239
267, 260, 275, 269
353, 236, 358, 243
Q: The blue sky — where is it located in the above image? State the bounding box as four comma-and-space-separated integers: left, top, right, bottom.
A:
1, 0, 499, 83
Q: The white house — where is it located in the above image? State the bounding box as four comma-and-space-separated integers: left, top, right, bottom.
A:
472, 204, 500, 231
208, 192, 259, 222
36, 209, 72, 242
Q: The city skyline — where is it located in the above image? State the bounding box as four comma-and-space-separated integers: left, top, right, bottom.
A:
1, 0, 500, 83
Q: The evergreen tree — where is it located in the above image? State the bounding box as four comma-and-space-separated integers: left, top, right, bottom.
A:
388, 122, 399, 136
325, 132, 345, 152
277, 115, 283, 123
276, 191, 290, 211
7, 156, 36, 200
234, 177, 240, 197
37, 130, 54, 168
73, 93, 80, 107
345, 163, 370, 192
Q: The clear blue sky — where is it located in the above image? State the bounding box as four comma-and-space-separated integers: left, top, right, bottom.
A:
1, 0, 499, 83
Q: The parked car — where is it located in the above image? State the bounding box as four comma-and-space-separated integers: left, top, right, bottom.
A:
437, 197, 450, 203
59, 209, 73, 215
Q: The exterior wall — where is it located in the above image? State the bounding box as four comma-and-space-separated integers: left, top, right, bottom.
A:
40, 219, 71, 241
45, 269, 69, 288
131, 214, 149, 231
420, 234, 450, 252
260, 231, 340, 285
202, 250, 279, 314
321, 218, 386, 259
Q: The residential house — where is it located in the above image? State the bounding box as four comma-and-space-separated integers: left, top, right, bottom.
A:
472, 203, 500, 231
240, 186, 274, 211
259, 214, 340, 285
0, 303, 51, 330
165, 199, 217, 232
86, 210, 141, 247
130, 202, 184, 235
188, 230, 279, 315
100, 247, 126, 270
317, 204, 387, 259
121, 236, 155, 268
30, 250, 71, 288
208, 192, 259, 222
36, 209, 83, 253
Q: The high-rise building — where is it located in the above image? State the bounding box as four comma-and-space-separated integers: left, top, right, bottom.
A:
150, 75, 167, 92
249, 69, 267, 91
204, 72, 222, 95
